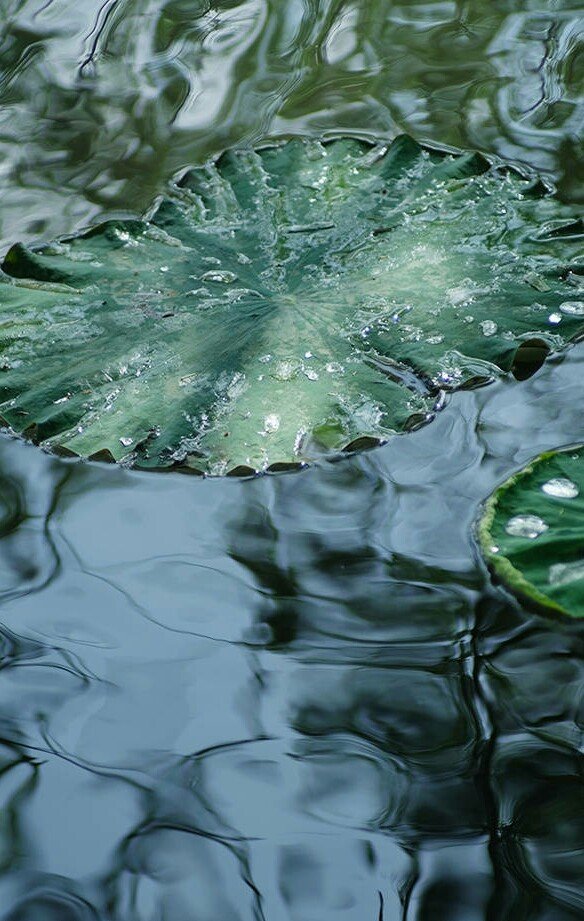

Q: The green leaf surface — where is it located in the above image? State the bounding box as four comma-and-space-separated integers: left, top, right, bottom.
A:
0, 135, 582, 473
479, 447, 584, 618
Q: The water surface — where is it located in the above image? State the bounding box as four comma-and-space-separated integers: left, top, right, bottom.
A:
0, 2, 583, 919
1, 0, 582, 250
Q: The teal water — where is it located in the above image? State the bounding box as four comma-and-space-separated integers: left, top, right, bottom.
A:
0, 2, 583, 919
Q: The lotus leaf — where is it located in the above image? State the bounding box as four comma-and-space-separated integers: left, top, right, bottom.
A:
479, 446, 584, 618
0, 136, 582, 473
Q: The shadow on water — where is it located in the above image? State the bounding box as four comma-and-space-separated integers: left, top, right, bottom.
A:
0, 343, 582, 918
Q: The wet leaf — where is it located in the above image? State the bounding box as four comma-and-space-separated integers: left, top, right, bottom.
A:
0, 136, 582, 473
479, 446, 584, 618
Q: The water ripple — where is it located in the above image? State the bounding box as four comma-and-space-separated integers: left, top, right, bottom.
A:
0, 0, 582, 251
0, 341, 582, 916
0, 2, 583, 916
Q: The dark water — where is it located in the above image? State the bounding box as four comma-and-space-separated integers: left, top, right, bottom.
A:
1, 2, 584, 919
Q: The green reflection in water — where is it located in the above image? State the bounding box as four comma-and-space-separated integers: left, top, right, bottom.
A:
0, 0, 582, 251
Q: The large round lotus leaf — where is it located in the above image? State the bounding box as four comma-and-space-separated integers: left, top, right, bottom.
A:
0, 135, 582, 473
479, 446, 584, 618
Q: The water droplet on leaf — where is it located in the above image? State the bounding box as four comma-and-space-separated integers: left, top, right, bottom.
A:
505, 515, 548, 539
560, 301, 584, 316
201, 270, 238, 284
263, 414, 280, 434
541, 478, 579, 499
549, 560, 584, 587
480, 320, 498, 337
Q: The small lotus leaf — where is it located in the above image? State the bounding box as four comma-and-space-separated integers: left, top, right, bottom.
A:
479, 446, 584, 618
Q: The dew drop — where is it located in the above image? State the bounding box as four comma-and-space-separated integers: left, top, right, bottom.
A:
549, 560, 584, 586
263, 414, 280, 434
201, 270, 238, 284
480, 320, 497, 337
559, 300, 584, 317
541, 477, 579, 499
275, 360, 295, 381
505, 515, 548, 539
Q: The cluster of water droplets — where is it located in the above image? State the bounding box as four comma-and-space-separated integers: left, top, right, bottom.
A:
502, 464, 582, 593
505, 473, 580, 541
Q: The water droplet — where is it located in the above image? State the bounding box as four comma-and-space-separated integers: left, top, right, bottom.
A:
447, 285, 474, 306
560, 300, 584, 317
505, 515, 548, 539
263, 414, 280, 434
541, 477, 579, 499
480, 320, 498, 337
201, 270, 238, 284
114, 229, 132, 243
548, 313, 562, 325
275, 360, 296, 381
549, 560, 584, 586
120, 436, 133, 447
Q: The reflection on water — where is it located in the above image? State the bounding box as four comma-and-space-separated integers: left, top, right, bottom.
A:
0, 345, 582, 918
0, 0, 582, 250
1, 1, 584, 918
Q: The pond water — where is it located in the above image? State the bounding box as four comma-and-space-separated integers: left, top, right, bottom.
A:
0, 2, 583, 918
